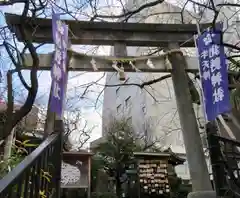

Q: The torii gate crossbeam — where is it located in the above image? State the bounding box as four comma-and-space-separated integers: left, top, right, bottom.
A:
22, 51, 200, 72
5, 13, 210, 47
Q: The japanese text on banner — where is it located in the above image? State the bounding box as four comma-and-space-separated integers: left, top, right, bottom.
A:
196, 23, 230, 121
50, 13, 68, 116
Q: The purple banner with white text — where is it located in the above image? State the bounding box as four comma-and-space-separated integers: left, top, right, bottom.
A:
50, 12, 68, 116
196, 23, 230, 121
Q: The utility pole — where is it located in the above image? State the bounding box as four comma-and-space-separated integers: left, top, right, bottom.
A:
167, 43, 215, 198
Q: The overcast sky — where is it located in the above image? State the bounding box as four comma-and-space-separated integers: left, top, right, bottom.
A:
0, 2, 119, 147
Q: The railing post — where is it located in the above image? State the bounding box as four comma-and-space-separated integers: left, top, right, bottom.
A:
206, 121, 226, 196
54, 120, 64, 198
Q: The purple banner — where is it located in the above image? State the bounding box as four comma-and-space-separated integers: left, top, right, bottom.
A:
50, 12, 68, 116
196, 23, 230, 121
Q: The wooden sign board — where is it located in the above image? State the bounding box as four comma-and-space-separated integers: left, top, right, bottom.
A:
61, 151, 93, 189
138, 159, 170, 195
134, 152, 171, 198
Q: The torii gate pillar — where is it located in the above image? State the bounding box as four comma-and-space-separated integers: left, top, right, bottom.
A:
167, 43, 215, 198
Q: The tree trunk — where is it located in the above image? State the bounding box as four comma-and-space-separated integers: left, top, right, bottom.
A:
3, 71, 14, 161
3, 128, 15, 160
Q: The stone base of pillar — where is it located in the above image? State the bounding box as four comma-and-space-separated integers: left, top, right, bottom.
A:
188, 191, 216, 198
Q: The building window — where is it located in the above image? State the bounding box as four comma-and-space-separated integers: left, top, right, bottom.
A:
116, 87, 120, 97
142, 106, 146, 115
125, 96, 131, 107
117, 104, 122, 113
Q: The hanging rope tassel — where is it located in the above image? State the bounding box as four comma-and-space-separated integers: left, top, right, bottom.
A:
90, 58, 98, 71
146, 59, 155, 68
112, 61, 126, 81
119, 64, 126, 81
112, 61, 121, 72
129, 61, 141, 72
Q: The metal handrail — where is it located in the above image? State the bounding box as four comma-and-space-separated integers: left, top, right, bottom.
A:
0, 134, 58, 192
207, 123, 240, 197
0, 120, 63, 198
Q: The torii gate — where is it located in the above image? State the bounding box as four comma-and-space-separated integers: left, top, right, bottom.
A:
5, 13, 215, 198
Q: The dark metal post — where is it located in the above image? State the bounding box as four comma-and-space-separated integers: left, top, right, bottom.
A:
44, 84, 56, 138
54, 120, 64, 198
206, 121, 226, 196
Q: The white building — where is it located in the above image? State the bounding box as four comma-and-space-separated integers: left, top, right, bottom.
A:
93, 0, 238, 181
